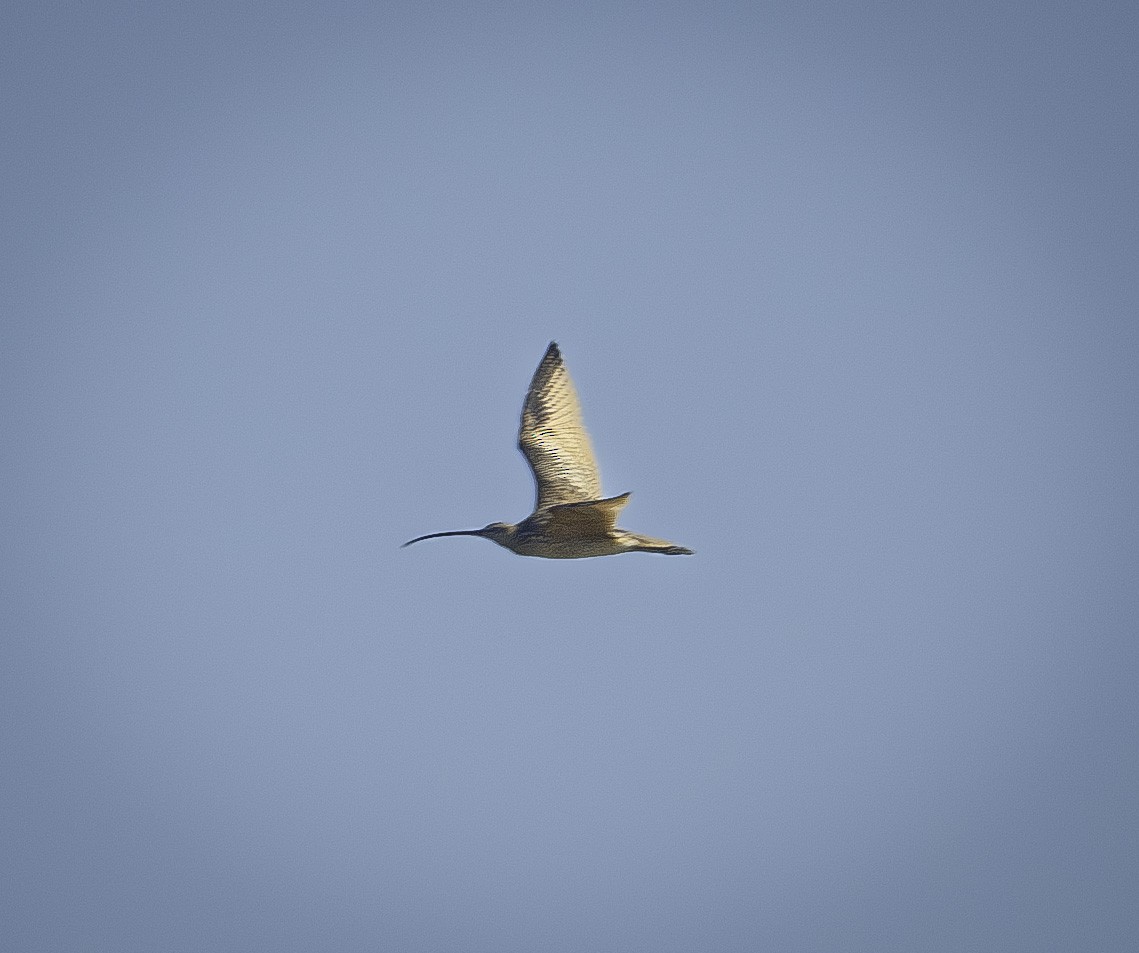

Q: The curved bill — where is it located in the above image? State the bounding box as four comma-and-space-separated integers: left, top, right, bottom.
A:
401, 529, 484, 548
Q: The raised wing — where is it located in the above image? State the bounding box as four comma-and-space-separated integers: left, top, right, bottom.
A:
518, 342, 603, 509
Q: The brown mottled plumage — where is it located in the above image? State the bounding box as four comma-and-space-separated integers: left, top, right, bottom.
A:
403, 342, 692, 559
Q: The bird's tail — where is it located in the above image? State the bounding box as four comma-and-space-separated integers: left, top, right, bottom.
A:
620, 532, 694, 556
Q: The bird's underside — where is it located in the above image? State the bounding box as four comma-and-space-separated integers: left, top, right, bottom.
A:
509, 493, 693, 558
402, 342, 692, 559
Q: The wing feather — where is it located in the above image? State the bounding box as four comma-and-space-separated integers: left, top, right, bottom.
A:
518, 342, 602, 509
541, 493, 630, 537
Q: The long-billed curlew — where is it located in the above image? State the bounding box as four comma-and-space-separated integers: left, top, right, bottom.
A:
403, 342, 693, 558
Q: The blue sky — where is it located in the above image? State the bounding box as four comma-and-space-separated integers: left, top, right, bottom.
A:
3, 3, 1137, 951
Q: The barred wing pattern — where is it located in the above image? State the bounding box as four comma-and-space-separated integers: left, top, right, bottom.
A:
518, 342, 603, 510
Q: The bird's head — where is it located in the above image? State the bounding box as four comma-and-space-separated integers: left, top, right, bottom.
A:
477, 521, 514, 544
402, 521, 517, 550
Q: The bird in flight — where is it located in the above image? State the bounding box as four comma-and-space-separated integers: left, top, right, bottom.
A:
403, 342, 693, 558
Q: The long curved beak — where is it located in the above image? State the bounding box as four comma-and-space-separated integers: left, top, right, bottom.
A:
401, 529, 484, 548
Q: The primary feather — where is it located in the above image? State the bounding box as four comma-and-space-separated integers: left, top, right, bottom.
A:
518, 342, 602, 510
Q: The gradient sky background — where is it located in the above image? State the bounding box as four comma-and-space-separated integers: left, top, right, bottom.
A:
3, 2, 1137, 951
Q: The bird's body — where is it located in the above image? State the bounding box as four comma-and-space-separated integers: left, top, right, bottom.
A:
403, 342, 692, 559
